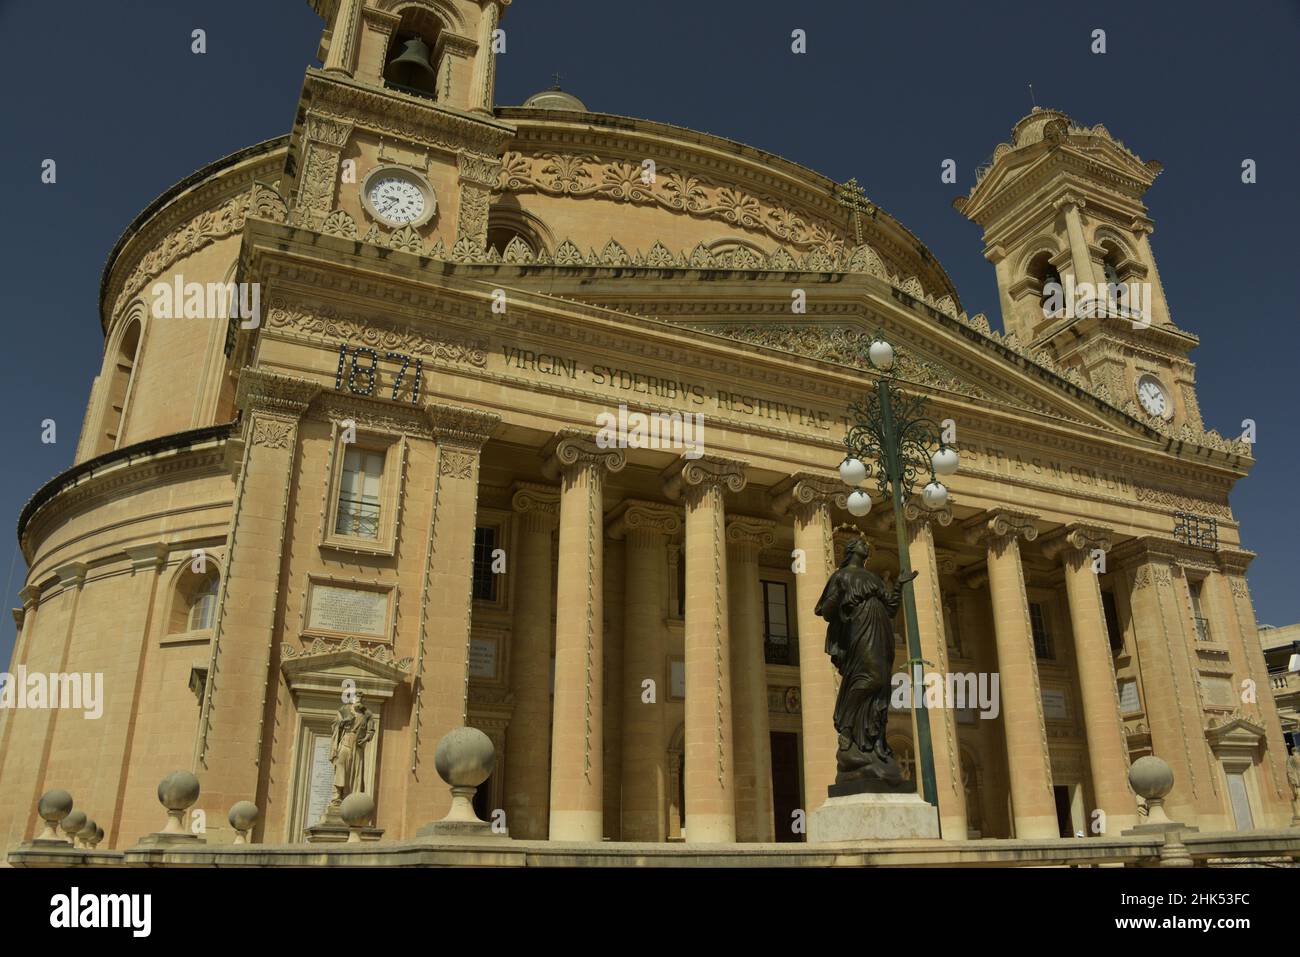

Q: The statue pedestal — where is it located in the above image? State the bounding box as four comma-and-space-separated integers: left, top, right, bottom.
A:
808, 791, 940, 843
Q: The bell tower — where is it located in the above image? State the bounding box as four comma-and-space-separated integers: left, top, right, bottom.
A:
283, 1, 515, 255
955, 108, 1205, 432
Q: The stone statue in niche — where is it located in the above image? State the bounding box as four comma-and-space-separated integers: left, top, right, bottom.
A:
815, 537, 916, 794
329, 692, 375, 807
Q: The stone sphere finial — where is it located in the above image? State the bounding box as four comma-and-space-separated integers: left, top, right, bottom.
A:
435, 726, 495, 788
228, 801, 259, 845
339, 792, 375, 844
60, 809, 87, 844
434, 726, 495, 825
157, 770, 201, 834
35, 789, 73, 841
92, 825, 105, 849
1129, 755, 1176, 825
77, 818, 98, 849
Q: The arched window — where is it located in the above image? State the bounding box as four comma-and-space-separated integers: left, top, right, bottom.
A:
1099, 243, 1127, 314
169, 564, 221, 635
94, 314, 143, 456
485, 203, 550, 259
1026, 251, 1063, 317
384, 9, 444, 99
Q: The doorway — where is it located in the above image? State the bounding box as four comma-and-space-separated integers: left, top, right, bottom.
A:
770, 732, 801, 842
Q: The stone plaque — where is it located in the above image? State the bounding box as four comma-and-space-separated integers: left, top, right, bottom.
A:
308, 583, 389, 638
305, 734, 335, 831
469, 636, 498, 679
1118, 679, 1140, 714
1042, 688, 1068, 721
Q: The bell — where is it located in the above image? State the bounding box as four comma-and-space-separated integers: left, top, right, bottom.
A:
386, 37, 437, 90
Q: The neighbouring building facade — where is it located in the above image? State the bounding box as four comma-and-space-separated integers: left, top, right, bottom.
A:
1, 0, 1294, 851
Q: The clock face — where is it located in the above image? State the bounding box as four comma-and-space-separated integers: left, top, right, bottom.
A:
365, 173, 428, 226
1136, 375, 1169, 417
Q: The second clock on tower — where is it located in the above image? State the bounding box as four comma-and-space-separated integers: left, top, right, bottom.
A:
360, 166, 437, 228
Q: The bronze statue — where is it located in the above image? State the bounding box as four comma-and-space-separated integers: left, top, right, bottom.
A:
815, 537, 916, 793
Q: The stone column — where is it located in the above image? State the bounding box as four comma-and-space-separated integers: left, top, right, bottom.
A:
323, 0, 362, 76
503, 482, 559, 840
1042, 524, 1139, 834
1110, 538, 1220, 824
454, 153, 501, 257
770, 473, 846, 814
964, 508, 1057, 839
408, 402, 500, 826
726, 517, 776, 843
470, 1, 507, 113
663, 455, 747, 843
903, 501, 968, 840
608, 500, 681, 842
543, 430, 625, 840
1056, 193, 1097, 289
196, 372, 319, 817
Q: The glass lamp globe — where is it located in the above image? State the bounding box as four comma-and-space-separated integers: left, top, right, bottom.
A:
868, 338, 895, 371
839, 457, 867, 486
921, 481, 948, 510
846, 490, 873, 517
931, 446, 959, 476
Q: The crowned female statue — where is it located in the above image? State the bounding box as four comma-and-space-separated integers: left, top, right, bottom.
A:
815, 537, 917, 792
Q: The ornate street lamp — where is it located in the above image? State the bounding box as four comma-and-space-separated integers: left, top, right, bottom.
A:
838, 333, 959, 812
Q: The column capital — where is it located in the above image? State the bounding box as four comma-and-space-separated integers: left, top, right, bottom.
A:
10, 607, 22, 630
511, 481, 560, 523
542, 428, 626, 482
1053, 192, 1087, 213
903, 498, 953, 537
725, 516, 776, 550
53, 562, 89, 588
427, 402, 500, 450
303, 113, 354, 148
769, 471, 846, 519
236, 369, 320, 419
1215, 548, 1255, 576
1041, 523, 1115, 563
962, 507, 1039, 548
606, 499, 682, 540
661, 454, 747, 503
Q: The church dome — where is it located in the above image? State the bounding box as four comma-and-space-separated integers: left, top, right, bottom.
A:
522, 85, 587, 112
1010, 106, 1072, 148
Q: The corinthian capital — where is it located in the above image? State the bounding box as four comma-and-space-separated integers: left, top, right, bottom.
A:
1041, 523, 1114, 563
769, 471, 847, 519
542, 428, 627, 482
963, 507, 1039, 548
661, 454, 747, 503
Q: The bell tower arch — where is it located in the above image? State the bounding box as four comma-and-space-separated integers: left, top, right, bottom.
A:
955, 108, 1205, 432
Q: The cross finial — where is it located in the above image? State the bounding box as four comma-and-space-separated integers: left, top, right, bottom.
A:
835, 177, 873, 245
1028, 83, 1037, 109
551, 72, 562, 89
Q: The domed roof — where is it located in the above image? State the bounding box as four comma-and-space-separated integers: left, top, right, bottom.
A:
1010, 106, 1072, 148
522, 85, 587, 112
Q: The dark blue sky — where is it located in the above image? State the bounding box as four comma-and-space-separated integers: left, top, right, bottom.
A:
2, 0, 1298, 669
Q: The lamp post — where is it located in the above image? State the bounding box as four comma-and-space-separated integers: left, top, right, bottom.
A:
837, 334, 959, 813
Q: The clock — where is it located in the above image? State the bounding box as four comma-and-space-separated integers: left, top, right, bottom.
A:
1135, 374, 1171, 418
360, 166, 436, 228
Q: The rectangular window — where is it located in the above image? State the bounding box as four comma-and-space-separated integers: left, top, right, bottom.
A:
1102, 590, 1123, 653
1189, 579, 1211, 642
333, 447, 385, 539
473, 527, 498, 602
1029, 602, 1054, 660
762, 580, 792, 665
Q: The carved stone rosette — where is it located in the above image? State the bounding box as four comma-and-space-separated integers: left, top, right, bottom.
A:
542, 428, 627, 486
661, 455, 748, 507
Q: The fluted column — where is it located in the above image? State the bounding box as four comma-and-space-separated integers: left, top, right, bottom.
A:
726, 517, 777, 842
504, 482, 560, 839
663, 455, 748, 842
1042, 524, 1139, 834
543, 430, 625, 840
470, 0, 508, 113
903, 501, 968, 840
322, 0, 362, 75
608, 500, 681, 841
770, 472, 846, 813
1056, 193, 1098, 288
964, 508, 1057, 838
